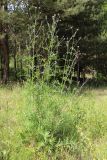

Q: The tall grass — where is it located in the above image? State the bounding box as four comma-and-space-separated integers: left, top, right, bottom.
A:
0, 83, 107, 159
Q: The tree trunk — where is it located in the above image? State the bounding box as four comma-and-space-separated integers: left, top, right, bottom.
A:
14, 40, 17, 80
1, 37, 9, 83
0, 0, 9, 83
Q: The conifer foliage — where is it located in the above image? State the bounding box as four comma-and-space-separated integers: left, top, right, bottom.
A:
0, 0, 106, 83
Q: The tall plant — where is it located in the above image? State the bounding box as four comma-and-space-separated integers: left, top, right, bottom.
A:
24, 10, 78, 90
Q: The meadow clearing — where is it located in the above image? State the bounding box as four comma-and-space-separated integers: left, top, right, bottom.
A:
0, 82, 107, 160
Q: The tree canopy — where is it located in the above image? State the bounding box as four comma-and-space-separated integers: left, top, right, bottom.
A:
0, 0, 107, 83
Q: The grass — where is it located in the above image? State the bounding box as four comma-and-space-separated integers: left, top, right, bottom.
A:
0, 82, 107, 160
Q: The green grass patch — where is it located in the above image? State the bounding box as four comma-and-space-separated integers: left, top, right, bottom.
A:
0, 82, 107, 159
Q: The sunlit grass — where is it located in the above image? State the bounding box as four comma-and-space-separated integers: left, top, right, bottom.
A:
0, 83, 107, 159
